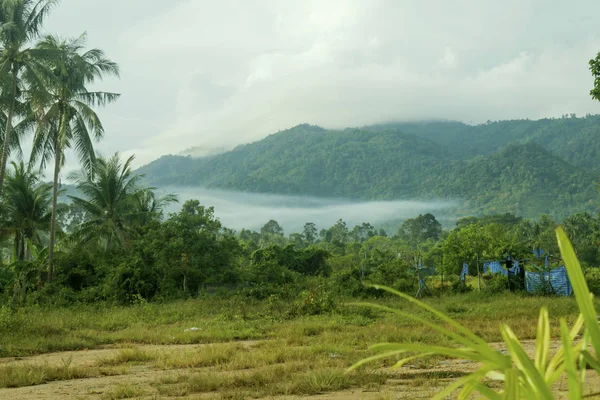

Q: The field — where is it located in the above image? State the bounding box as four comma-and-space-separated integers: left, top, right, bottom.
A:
0, 293, 594, 399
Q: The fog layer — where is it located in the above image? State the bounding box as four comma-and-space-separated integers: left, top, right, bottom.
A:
163, 187, 458, 233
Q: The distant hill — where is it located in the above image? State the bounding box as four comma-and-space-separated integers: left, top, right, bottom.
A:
136, 117, 600, 219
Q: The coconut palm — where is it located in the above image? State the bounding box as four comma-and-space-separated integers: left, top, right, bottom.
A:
0, 0, 60, 194
68, 153, 174, 252
134, 189, 178, 226
29, 33, 119, 281
0, 161, 53, 261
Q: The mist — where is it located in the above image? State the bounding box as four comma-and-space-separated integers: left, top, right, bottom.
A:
160, 186, 459, 234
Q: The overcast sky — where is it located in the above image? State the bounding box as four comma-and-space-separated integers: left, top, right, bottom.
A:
40, 0, 600, 170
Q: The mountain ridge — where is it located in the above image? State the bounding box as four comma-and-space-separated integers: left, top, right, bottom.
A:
136, 116, 600, 219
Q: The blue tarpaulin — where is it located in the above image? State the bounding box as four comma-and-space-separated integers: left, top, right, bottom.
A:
525, 265, 572, 296
483, 260, 520, 275
461, 263, 469, 282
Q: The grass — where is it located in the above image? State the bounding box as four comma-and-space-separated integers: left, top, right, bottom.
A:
98, 348, 156, 366
101, 383, 147, 399
0, 292, 588, 397
0, 293, 583, 357
0, 358, 122, 389
154, 363, 388, 398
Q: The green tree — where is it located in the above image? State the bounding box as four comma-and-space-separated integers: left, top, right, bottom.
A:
0, 161, 53, 260
442, 223, 493, 275
398, 213, 442, 248
29, 33, 119, 281
562, 212, 599, 264
68, 153, 158, 252
260, 219, 284, 237
259, 219, 285, 246
0, 0, 59, 193
516, 215, 558, 257
156, 199, 237, 293
350, 222, 375, 243
590, 51, 600, 102
302, 222, 317, 244
329, 219, 349, 245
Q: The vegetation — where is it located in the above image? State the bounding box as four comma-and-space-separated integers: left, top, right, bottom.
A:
0, 0, 598, 397
0, 292, 586, 397
351, 229, 600, 398
137, 116, 600, 219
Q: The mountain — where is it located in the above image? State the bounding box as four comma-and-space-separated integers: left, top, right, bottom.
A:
438, 143, 597, 218
369, 115, 600, 172
136, 117, 600, 219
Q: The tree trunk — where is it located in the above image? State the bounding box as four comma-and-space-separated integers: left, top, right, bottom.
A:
0, 66, 18, 195
48, 135, 60, 283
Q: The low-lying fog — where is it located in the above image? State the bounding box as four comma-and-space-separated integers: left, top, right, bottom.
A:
160, 187, 459, 234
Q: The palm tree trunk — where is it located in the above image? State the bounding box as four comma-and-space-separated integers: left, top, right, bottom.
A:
48, 135, 60, 283
0, 66, 18, 195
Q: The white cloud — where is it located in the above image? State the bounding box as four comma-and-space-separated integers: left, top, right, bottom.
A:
29, 0, 600, 170
438, 47, 458, 69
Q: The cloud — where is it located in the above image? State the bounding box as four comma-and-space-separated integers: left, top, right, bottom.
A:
30, 0, 600, 171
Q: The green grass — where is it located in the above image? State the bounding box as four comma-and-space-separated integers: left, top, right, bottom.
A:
98, 348, 156, 366
0, 293, 583, 358
154, 362, 387, 398
101, 383, 147, 399
0, 359, 122, 389
0, 292, 589, 397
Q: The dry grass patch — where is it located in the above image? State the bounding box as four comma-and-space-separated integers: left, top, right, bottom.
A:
0, 357, 123, 388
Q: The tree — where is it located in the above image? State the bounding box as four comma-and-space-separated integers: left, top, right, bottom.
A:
398, 213, 442, 248
259, 219, 285, 246
133, 189, 177, 226
350, 222, 375, 243
29, 33, 119, 281
0, 161, 53, 261
0, 0, 59, 194
260, 219, 284, 237
590, 51, 600, 102
302, 222, 317, 244
329, 219, 349, 245
516, 215, 558, 257
442, 223, 493, 275
159, 200, 228, 293
68, 153, 158, 252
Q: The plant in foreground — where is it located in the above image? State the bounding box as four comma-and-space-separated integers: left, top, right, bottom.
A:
349, 227, 600, 399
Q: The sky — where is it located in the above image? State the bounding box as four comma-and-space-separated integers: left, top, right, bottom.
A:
40, 0, 600, 171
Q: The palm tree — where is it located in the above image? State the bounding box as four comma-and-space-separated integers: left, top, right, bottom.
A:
134, 189, 178, 226
0, 161, 53, 261
68, 153, 174, 251
0, 0, 59, 194
29, 33, 119, 281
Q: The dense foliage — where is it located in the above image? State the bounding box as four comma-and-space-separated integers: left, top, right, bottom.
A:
138, 116, 600, 219
0, 1, 597, 325
4, 162, 600, 308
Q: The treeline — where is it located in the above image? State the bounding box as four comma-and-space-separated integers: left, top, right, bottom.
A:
4, 150, 600, 309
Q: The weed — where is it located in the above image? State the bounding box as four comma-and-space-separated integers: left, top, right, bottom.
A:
97, 348, 156, 366
102, 383, 146, 399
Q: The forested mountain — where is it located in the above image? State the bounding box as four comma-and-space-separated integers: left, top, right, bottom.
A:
137, 116, 600, 219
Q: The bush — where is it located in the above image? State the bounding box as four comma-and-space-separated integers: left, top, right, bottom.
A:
482, 274, 509, 294
585, 268, 600, 296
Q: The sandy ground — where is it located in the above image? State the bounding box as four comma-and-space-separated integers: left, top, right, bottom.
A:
1, 340, 599, 399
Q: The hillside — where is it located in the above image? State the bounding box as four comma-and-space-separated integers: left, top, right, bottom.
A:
136, 117, 600, 219
371, 115, 600, 171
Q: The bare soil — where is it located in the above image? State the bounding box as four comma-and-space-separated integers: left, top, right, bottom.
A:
1, 340, 600, 399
